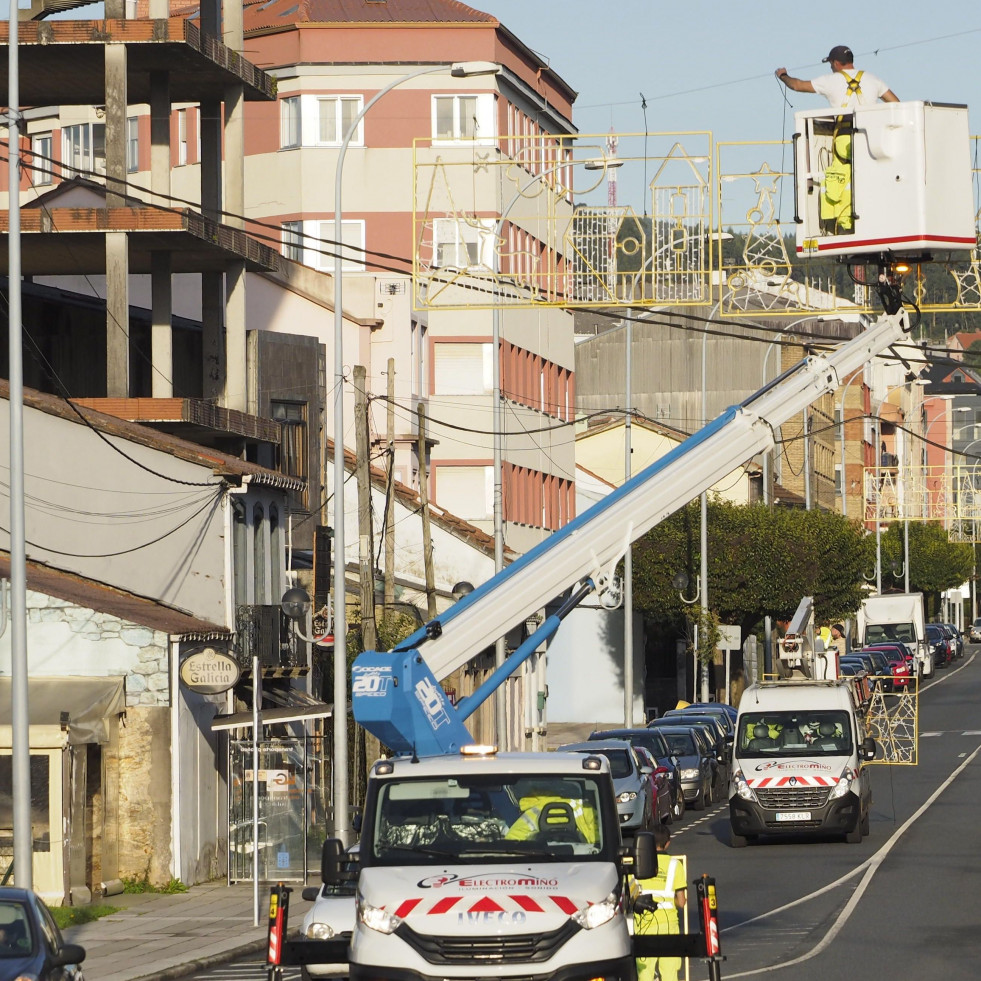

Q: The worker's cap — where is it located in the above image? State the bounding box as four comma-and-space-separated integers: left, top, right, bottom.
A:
833, 623, 845, 633
823, 45, 853, 64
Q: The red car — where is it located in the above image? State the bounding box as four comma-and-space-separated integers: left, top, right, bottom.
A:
862, 643, 912, 688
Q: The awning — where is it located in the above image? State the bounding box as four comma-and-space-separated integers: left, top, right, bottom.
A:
210, 684, 332, 732
0, 676, 125, 744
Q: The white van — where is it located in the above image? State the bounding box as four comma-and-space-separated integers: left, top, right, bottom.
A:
728, 680, 876, 847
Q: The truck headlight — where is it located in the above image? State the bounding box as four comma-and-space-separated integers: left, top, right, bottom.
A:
572, 891, 618, 930
680, 768, 700, 781
357, 891, 401, 934
617, 791, 637, 803
305, 921, 336, 940
829, 768, 856, 800
731, 769, 756, 802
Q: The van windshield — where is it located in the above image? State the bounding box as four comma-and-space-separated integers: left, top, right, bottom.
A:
737, 711, 853, 757
366, 772, 615, 866
865, 622, 916, 644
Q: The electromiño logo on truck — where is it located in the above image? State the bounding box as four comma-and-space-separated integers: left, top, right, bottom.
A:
418, 873, 559, 889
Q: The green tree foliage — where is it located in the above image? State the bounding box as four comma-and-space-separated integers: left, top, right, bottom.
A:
632, 499, 870, 636
876, 521, 975, 613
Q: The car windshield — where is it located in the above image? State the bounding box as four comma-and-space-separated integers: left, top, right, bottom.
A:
0, 902, 33, 958
367, 772, 612, 865
659, 732, 697, 756
736, 711, 853, 756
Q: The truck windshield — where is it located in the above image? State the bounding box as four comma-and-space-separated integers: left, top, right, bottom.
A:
865, 622, 916, 644
737, 711, 853, 757
366, 772, 613, 865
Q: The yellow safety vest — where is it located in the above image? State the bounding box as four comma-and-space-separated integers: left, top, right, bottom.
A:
504, 795, 599, 843
634, 855, 687, 935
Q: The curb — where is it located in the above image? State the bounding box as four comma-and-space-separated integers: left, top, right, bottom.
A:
129, 937, 269, 981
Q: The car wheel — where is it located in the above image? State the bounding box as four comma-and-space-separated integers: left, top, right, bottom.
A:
730, 827, 749, 848
673, 788, 686, 821
691, 783, 706, 811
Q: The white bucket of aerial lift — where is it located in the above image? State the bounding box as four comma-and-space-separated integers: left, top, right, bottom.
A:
794, 101, 975, 259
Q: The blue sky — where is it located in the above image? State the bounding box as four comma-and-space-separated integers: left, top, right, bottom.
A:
476, 1, 981, 139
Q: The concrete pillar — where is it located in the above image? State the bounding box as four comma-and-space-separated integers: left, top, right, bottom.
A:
151, 252, 173, 398
202, 272, 224, 403
149, 71, 170, 208
104, 44, 127, 208
106, 232, 130, 396
222, 0, 247, 412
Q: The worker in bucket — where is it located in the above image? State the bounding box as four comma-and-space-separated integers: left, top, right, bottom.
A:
774, 45, 898, 108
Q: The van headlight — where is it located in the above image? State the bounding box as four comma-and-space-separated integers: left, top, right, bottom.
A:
731, 769, 756, 802
572, 891, 618, 930
305, 921, 337, 940
829, 768, 856, 800
357, 891, 401, 934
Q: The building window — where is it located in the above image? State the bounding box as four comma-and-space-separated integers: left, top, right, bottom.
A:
272, 400, 308, 481
126, 116, 140, 172
62, 122, 105, 176
282, 221, 303, 262
434, 465, 493, 521
433, 342, 492, 395
318, 95, 363, 145
317, 219, 365, 272
177, 109, 188, 166
31, 133, 53, 186
432, 94, 493, 142
281, 96, 301, 148
432, 217, 494, 270
232, 498, 248, 608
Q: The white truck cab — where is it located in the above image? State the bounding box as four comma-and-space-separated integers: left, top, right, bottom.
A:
343, 748, 652, 981
729, 680, 876, 847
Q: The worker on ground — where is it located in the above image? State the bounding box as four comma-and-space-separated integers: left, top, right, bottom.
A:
634, 824, 687, 981
829, 623, 847, 657
774, 45, 899, 108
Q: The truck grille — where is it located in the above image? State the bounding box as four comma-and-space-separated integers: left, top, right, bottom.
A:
395, 920, 580, 965
756, 786, 831, 810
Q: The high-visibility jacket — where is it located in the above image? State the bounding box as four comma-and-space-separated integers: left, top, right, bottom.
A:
504, 795, 599, 842
634, 854, 687, 935
821, 133, 853, 231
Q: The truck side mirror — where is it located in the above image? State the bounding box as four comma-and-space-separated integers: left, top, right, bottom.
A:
321, 837, 345, 884
633, 831, 657, 880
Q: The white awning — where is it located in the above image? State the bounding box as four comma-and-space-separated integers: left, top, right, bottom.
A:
0, 676, 125, 744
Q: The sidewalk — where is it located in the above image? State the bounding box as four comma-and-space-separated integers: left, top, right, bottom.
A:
62, 881, 315, 981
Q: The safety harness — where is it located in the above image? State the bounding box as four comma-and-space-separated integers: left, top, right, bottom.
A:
839, 70, 864, 107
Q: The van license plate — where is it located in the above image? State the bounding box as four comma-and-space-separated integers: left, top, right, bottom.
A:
775, 811, 810, 821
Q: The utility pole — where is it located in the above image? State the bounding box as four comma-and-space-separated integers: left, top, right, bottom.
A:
417, 403, 438, 619
354, 366, 376, 652
384, 359, 396, 610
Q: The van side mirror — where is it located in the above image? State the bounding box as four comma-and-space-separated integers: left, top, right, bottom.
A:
321, 837, 345, 884
633, 831, 657, 880
861, 736, 877, 761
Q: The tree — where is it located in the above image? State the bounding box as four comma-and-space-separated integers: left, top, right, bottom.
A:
632, 499, 870, 637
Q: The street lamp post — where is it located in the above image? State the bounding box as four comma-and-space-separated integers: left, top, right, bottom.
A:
331, 60, 499, 841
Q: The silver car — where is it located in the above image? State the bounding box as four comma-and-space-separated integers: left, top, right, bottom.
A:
299, 847, 358, 979
558, 739, 655, 833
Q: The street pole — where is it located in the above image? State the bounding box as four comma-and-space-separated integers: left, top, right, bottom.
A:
8, 0, 32, 891
624, 318, 633, 725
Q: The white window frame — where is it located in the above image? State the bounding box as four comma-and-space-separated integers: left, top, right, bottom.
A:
434, 465, 494, 521
126, 116, 140, 173
431, 93, 495, 145
432, 342, 493, 395
282, 221, 303, 262
177, 109, 188, 166
318, 219, 366, 272
281, 95, 302, 149
432, 217, 495, 270
316, 95, 363, 146
31, 133, 53, 186
62, 122, 105, 176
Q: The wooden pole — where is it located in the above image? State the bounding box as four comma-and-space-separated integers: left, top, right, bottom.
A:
354, 366, 376, 651
384, 359, 396, 610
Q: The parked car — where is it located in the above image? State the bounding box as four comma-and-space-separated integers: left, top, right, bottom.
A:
858, 647, 897, 690
0, 886, 85, 981
969, 618, 981, 644
558, 739, 655, 833
651, 713, 729, 785
300, 846, 358, 978
589, 728, 685, 822
940, 623, 963, 659
664, 704, 736, 743
646, 724, 715, 811
837, 661, 873, 708
925, 624, 952, 668
686, 701, 738, 725
631, 744, 675, 826
862, 643, 912, 689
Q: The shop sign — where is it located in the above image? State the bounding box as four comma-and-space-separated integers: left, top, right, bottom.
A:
180, 647, 241, 694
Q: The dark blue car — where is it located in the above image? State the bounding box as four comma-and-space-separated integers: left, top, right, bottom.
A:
0, 886, 85, 981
